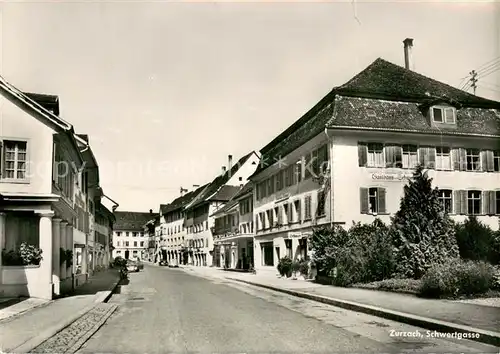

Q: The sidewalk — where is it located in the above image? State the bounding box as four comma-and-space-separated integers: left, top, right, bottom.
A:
184, 266, 500, 346
0, 268, 120, 353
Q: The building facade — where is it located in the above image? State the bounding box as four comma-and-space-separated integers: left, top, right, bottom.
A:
213, 182, 255, 269
183, 152, 260, 267
0, 79, 92, 299
158, 185, 207, 265
251, 40, 500, 270
112, 211, 158, 260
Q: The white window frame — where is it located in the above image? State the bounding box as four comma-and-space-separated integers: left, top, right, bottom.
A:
436, 147, 452, 170
465, 149, 481, 171
401, 144, 418, 169
467, 190, 482, 215
437, 189, 453, 213
367, 143, 384, 168
368, 188, 379, 214
1, 139, 29, 181
431, 106, 456, 124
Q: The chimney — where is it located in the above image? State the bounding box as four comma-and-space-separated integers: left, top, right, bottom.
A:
221, 166, 226, 175
149, 209, 153, 214
403, 38, 414, 70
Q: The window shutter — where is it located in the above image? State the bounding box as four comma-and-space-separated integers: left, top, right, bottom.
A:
483, 191, 491, 215
377, 188, 386, 213
427, 148, 436, 169
360, 188, 369, 214
452, 149, 460, 170
486, 151, 495, 172
459, 148, 467, 171
419, 147, 427, 166
453, 190, 461, 214
481, 151, 488, 172
489, 191, 497, 215
288, 202, 293, 222
460, 190, 467, 215
385, 146, 395, 167
0, 140, 3, 177
358, 143, 367, 167
277, 207, 283, 225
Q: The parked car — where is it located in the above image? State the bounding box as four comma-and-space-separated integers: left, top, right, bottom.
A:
126, 260, 139, 272
136, 259, 144, 270
159, 260, 168, 266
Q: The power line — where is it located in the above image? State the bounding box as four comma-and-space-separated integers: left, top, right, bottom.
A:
476, 58, 500, 75
477, 64, 500, 80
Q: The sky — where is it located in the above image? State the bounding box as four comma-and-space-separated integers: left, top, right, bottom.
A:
1, 0, 499, 212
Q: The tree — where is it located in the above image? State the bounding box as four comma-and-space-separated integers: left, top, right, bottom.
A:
390, 164, 459, 279
310, 225, 349, 276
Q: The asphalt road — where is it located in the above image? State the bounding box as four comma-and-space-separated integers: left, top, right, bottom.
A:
77, 265, 497, 353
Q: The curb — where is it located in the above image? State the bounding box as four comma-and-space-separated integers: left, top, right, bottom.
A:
10, 275, 121, 354
228, 278, 500, 348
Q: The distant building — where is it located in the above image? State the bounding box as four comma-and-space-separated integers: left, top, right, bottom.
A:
112, 210, 158, 260
183, 152, 260, 267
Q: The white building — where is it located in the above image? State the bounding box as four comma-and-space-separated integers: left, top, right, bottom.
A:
252, 39, 500, 270
112, 211, 157, 260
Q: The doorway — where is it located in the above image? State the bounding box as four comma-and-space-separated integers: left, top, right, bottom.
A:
125, 250, 130, 259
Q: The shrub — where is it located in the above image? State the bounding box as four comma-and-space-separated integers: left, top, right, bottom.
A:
277, 256, 293, 277
455, 217, 498, 264
19, 243, 43, 265
112, 256, 127, 268
390, 164, 459, 279
298, 260, 309, 277
419, 259, 495, 298
64, 250, 73, 268
2, 249, 23, 266
291, 260, 301, 276
311, 225, 349, 276
352, 278, 421, 294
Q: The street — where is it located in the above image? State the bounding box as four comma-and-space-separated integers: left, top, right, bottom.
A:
77, 265, 497, 353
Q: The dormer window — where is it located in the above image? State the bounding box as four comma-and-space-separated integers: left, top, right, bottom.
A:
431, 106, 456, 124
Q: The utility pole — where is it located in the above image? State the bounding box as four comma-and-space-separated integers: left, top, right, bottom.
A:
469, 70, 478, 95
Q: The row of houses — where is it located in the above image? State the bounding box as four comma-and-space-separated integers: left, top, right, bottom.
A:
0, 77, 116, 299
121, 38, 500, 272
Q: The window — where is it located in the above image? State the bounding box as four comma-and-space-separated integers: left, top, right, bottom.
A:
316, 190, 326, 217
1, 140, 27, 179
125, 241, 129, 247
132, 232, 137, 237
438, 189, 453, 213
384, 145, 402, 168
304, 153, 312, 179
126, 232, 129, 236
283, 204, 289, 223
494, 151, 500, 172
317, 144, 329, 175
116, 232, 122, 236
276, 170, 284, 191
140, 241, 144, 247
117, 241, 121, 247
294, 200, 301, 222
466, 149, 481, 171
304, 195, 312, 220
273, 207, 279, 226
367, 143, 384, 167
134, 241, 137, 247
467, 190, 482, 215
432, 106, 456, 124
285, 239, 292, 259
436, 147, 452, 170
360, 187, 386, 214
267, 176, 275, 196
496, 191, 500, 215
402, 145, 419, 169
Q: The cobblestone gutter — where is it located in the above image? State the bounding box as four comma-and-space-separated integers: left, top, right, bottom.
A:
30, 302, 118, 354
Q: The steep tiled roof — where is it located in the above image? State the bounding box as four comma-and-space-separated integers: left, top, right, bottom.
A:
336, 58, 500, 108
252, 57, 500, 178
160, 184, 209, 215
208, 185, 242, 202
211, 198, 239, 217
232, 181, 253, 200
113, 211, 159, 230
186, 151, 256, 209
328, 96, 500, 136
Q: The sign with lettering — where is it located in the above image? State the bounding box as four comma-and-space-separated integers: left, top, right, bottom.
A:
371, 172, 413, 182
288, 231, 312, 239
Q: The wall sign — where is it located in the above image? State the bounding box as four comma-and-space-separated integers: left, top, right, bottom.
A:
371, 172, 412, 182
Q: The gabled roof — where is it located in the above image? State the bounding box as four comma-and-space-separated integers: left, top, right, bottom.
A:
211, 198, 239, 218
185, 151, 257, 210
232, 181, 253, 200
252, 58, 500, 178
113, 211, 159, 230
0, 75, 84, 164
160, 184, 209, 215
207, 185, 242, 202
